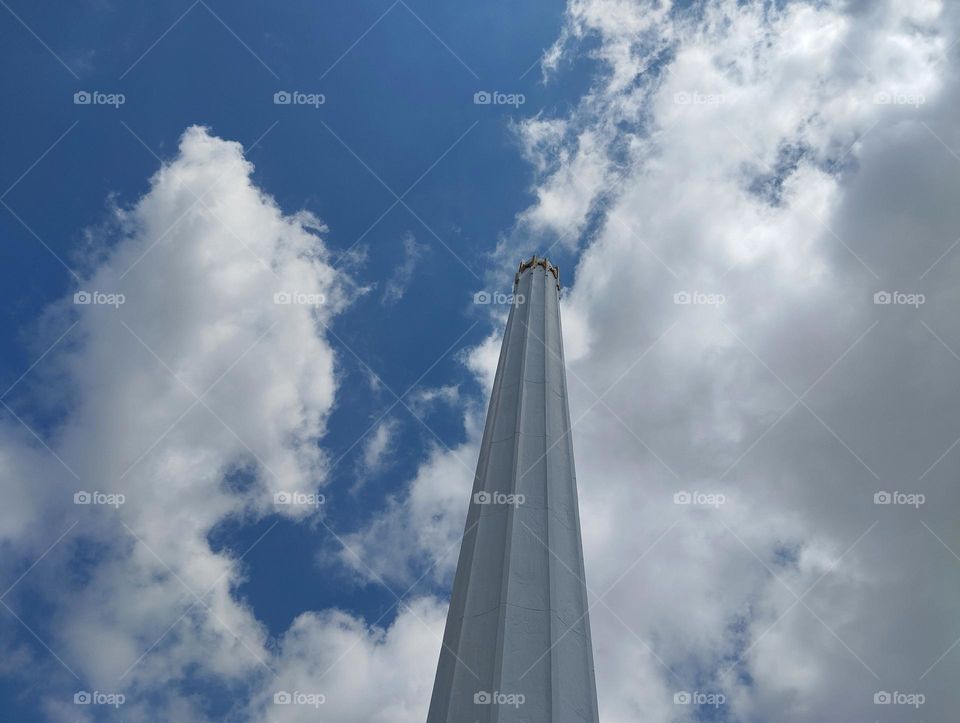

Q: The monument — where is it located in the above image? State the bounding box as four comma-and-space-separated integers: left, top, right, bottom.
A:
427, 256, 600, 722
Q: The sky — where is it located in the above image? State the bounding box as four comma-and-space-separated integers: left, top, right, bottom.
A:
0, 0, 958, 721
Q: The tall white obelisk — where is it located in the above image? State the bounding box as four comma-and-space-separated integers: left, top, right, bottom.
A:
427, 256, 600, 722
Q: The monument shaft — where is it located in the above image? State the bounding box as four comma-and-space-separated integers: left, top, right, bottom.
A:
427, 257, 600, 722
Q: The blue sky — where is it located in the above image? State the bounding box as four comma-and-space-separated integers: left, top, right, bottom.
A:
2, 1, 960, 722
0, 0, 586, 369
1, 0, 572, 630
0, 0, 574, 718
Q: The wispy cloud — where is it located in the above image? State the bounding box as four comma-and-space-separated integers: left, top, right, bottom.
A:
357, 417, 397, 479
381, 233, 427, 305
407, 384, 459, 417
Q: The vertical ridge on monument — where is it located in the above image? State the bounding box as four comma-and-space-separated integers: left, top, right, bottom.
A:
427, 256, 600, 723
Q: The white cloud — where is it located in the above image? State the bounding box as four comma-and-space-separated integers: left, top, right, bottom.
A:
407, 384, 460, 417
461, 330, 500, 393
339, 433, 478, 589
0, 124, 500, 723
513, 128, 610, 247
530, 2, 959, 720
336, 342, 495, 590
246, 597, 444, 723
362, 419, 395, 472
341, 1, 960, 721
352, 418, 399, 492
381, 233, 427, 305
4, 1, 960, 720
0, 125, 367, 719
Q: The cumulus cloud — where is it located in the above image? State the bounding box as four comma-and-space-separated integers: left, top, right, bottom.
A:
0, 125, 417, 721
544, 1, 959, 718
246, 597, 445, 722
343, 1, 960, 721
5, 2, 960, 721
